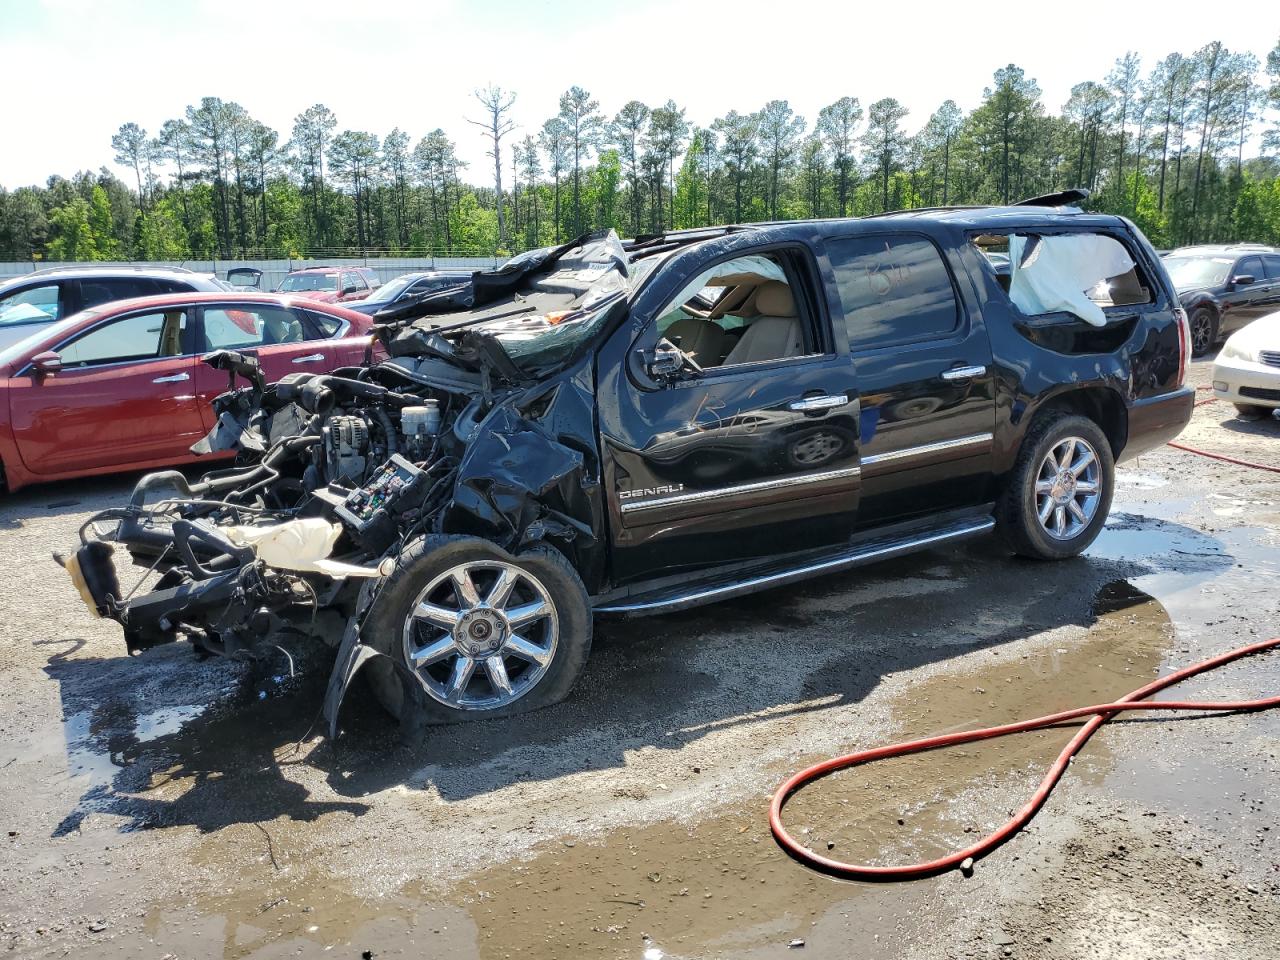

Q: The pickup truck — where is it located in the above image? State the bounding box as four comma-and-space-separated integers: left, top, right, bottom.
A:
65, 191, 1194, 730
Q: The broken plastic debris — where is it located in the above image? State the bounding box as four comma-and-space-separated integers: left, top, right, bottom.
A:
225, 518, 389, 578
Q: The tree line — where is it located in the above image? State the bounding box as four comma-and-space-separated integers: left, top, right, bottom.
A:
2, 37, 1279, 264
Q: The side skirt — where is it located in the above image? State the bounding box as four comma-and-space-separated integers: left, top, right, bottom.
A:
592, 514, 995, 616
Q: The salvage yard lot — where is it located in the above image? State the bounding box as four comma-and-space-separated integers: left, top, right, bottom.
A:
1, 358, 1278, 960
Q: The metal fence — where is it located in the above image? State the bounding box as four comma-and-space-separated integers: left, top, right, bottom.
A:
0, 254, 506, 291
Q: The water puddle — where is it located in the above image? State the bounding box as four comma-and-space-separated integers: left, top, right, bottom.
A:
120, 578, 1179, 959
134, 705, 205, 742
776, 580, 1173, 871
1114, 470, 1169, 490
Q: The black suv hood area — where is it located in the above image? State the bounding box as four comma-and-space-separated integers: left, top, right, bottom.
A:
372, 231, 631, 383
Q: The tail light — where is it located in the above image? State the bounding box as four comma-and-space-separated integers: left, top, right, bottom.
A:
1173, 306, 1190, 387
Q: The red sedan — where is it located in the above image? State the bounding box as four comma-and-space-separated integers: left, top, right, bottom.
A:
0, 293, 377, 492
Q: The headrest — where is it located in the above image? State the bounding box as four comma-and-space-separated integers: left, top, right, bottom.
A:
754, 281, 795, 317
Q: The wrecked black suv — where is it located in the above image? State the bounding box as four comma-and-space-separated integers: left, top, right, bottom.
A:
63, 190, 1195, 730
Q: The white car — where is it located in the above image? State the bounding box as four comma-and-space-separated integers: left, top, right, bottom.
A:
1212, 311, 1280, 417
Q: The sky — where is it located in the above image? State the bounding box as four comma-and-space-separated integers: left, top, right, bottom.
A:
1, 0, 1277, 191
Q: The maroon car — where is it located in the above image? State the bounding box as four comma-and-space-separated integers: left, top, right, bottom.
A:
0, 293, 376, 492
275, 266, 383, 304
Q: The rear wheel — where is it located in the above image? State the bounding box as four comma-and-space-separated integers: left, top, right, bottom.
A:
1189, 307, 1217, 358
996, 413, 1115, 560
363, 535, 592, 725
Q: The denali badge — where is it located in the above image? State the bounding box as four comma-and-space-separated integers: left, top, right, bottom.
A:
618, 483, 684, 501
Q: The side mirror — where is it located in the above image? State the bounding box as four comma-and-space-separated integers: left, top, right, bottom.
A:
1231, 274, 1255, 286
643, 337, 701, 382
31, 351, 62, 375
341, 285, 360, 296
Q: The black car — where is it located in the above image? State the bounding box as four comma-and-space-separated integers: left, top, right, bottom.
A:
345, 270, 473, 316
65, 192, 1194, 731
0, 265, 232, 351
1162, 245, 1280, 357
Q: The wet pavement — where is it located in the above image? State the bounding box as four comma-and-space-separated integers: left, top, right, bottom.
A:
1, 366, 1278, 959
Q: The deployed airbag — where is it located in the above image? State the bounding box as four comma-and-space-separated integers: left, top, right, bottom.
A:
1008, 234, 1135, 327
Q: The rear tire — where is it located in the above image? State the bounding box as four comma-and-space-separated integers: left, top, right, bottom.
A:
996, 413, 1115, 560
1189, 307, 1218, 358
362, 535, 592, 725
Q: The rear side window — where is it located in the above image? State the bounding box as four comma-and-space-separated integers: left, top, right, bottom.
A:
201, 305, 305, 350
78, 277, 160, 309
1263, 256, 1280, 280
827, 235, 960, 350
302, 310, 345, 339
972, 232, 1152, 326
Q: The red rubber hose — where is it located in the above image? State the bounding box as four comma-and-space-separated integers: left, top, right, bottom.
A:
770, 636, 1280, 880
1166, 441, 1280, 474
1173, 389, 1280, 472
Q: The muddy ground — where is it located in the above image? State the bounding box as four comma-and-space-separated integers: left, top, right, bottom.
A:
1, 357, 1278, 960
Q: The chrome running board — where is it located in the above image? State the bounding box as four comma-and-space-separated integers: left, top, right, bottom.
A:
594, 516, 995, 616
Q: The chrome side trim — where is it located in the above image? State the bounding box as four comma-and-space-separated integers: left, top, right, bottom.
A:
619, 465, 862, 515
595, 517, 995, 614
861, 432, 994, 468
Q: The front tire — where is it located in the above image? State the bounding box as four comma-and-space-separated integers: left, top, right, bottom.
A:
996, 413, 1115, 560
362, 535, 592, 724
1189, 307, 1218, 358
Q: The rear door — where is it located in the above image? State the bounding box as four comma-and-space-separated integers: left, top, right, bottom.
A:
823, 230, 996, 528
598, 241, 861, 584
8, 306, 203, 474
1227, 255, 1270, 328
1256, 255, 1280, 316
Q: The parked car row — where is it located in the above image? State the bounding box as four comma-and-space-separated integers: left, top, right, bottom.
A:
2, 226, 1276, 497
0, 286, 375, 491
220, 264, 473, 314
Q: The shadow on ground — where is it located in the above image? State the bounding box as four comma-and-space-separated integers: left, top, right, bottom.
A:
35, 510, 1232, 838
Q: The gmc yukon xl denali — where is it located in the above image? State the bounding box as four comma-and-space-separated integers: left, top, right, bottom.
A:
63, 190, 1195, 730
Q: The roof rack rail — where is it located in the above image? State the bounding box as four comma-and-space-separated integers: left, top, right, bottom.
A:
18, 263, 199, 279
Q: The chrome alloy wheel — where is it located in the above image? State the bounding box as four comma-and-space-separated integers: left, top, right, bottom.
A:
1034, 436, 1102, 541
402, 561, 559, 711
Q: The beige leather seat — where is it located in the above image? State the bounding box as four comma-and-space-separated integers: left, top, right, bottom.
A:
664, 316, 727, 366
722, 281, 804, 366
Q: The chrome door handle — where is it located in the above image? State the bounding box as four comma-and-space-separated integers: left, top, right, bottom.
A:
940, 365, 987, 382
789, 394, 850, 412
152, 372, 190, 384
292, 353, 325, 364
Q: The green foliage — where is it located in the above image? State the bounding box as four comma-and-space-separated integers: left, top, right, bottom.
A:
45, 197, 98, 261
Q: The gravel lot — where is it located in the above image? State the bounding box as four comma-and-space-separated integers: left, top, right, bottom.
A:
1, 356, 1277, 959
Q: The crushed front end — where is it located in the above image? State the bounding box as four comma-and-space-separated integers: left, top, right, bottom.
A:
61, 232, 629, 731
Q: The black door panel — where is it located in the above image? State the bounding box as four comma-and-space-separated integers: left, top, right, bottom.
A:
600, 354, 861, 584
852, 349, 996, 525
